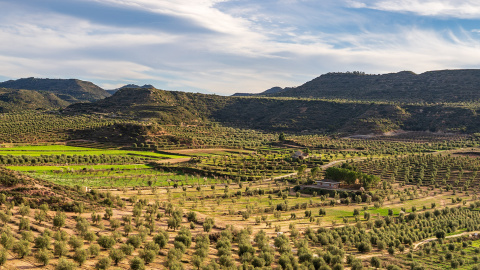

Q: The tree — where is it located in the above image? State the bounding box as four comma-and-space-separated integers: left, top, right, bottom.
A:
371, 257, 381, 268
109, 249, 125, 266
130, 256, 145, 270
54, 241, 69, 257
18, 217, 29, 231
279, 132, 286, 141
0, 248, 6, 267
436, 230, 446, 239
357, 241, 372, 253
95, 257, 112, 270
68, 235, 83, 250
192, 255, 203, 269
203, 218, 215, 232
53, 212, 66, 230
174, 227, 192, 250
18, 204, 30, 216
297, 164, 307, 175
55, 257, 77, 270
153, 230, 169, 249
34, 235, 51, 249
89, 244, 101, 258
167, 209, 182, 231
73, 248, 89, 266
97, 235, 116, 250
34, 210, 47, 225
126, 235, 142, 249
13, 240, 30, 258
140, 249, 156, 264
119, 243, 134, 256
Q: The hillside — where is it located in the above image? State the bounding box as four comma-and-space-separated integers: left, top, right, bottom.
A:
65, 88, 231, 124
0, 88, 70, 112
65, 87, 480, 135
0, 77, 110, 102
270, 69, 480, 103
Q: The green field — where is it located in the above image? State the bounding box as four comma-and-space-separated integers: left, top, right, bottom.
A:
0, 145, 188, 159
6, 164, 152, 172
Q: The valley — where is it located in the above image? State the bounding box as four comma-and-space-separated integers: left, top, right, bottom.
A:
1, 71, 480, 269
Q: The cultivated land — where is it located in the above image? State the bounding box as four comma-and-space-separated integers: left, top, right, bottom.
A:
2, 71, 480, 270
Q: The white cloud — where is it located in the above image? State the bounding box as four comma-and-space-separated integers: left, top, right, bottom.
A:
0, 54, 155, 82
348, 0, 480, 18
1, 0, 480, 94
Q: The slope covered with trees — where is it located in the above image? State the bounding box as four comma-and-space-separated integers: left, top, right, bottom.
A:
66, 87, 480, 135
271, 69, 480, 103
0, 88, 70, 112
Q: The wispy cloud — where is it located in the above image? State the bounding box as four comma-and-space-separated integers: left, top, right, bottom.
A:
348, 0, 480, 18
0, 0, 480, 94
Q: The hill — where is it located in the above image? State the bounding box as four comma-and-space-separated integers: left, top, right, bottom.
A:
106, 84, 156, 95
0, 77, 110, 102
65, 87, 480, 135
270, 69, 480, 103
232, 86, 287, 96
65, 87, 230, 124
0, 88, 70, 112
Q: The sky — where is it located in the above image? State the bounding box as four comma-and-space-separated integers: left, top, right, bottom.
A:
1, 0, 480, 95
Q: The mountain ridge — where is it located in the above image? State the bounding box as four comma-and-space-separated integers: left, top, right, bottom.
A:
0, 77, 110, 102
270, 69, 480, 103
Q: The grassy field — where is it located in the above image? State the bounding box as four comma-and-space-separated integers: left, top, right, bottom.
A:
0, 145, 188, 159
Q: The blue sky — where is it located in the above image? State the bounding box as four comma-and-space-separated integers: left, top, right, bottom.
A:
1, 0, 480, 95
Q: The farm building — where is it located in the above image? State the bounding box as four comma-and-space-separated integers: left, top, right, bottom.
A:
315, 179, 341, 189
292, 151, 309, 160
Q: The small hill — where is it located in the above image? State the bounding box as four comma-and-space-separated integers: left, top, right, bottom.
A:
0, 88, 70, 112
271, 70, 480, 103
0, 77, 110, 102
232, 86, 287, 97
65, 87, 230, 124
107, 84, 156, 95
0, 167, 95, 210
